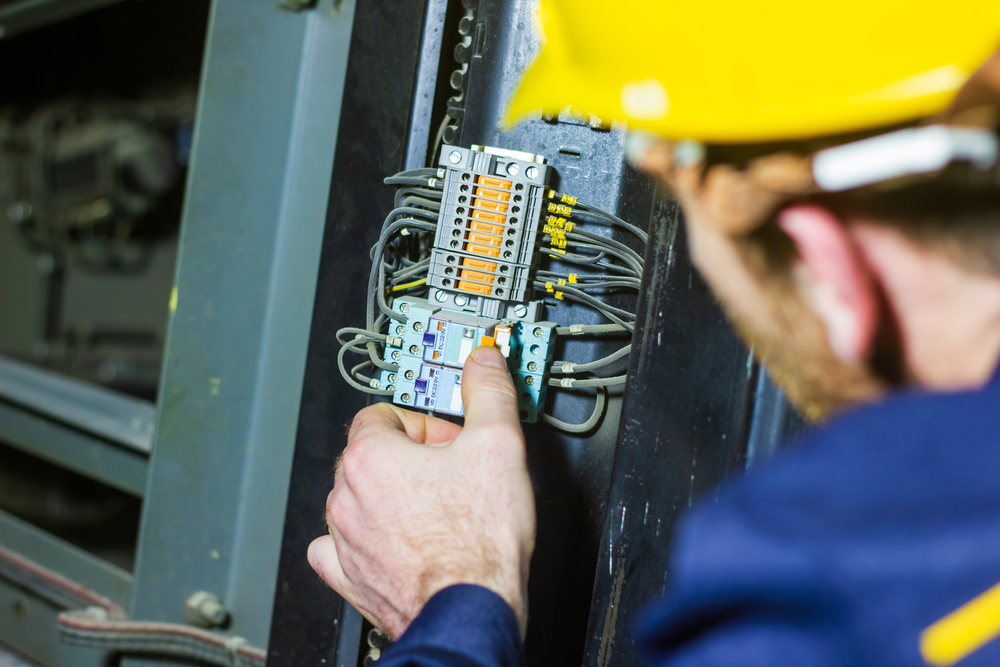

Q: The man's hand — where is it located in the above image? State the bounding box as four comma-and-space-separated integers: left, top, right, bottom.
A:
307, 346, 536, 639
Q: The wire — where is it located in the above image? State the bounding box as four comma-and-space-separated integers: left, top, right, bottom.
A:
336, 327, 386, 345
549, 375, 627, 388
540, 386, 606, 434
390, 278, 427, 292
571, 207, 649, 245
553, 345, 631, 374
338, 336, 395, 396
555, 324, 627, 335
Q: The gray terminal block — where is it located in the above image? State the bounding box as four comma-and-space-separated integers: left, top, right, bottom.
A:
429, 145, 552, 304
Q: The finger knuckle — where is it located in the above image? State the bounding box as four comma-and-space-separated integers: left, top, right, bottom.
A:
339, 444, 369, 488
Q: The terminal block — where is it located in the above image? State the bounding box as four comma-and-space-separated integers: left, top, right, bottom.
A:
380, 296, 557, 423
429, 145, 553, 315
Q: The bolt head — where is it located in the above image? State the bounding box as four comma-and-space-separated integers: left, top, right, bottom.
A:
413, 322, 424, 332
395, 326, 405, 335
525, 166, 538, 179
513, 304, 528, 318
449, 150, 462, 164
392, 351, 402, 361
388, 374, 398, 382
506, 162, 520, 176
528, 362, 538, 372
405, 370, 415, 380
435, 289, 449, 302
533, 327, 543, 338
525, 376, 535, 385
409, 345, 419, 354
454, 295, 468, 307
401, 393, 411, 403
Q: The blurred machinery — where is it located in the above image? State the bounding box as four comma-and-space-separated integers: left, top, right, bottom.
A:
0, 93, 193, 396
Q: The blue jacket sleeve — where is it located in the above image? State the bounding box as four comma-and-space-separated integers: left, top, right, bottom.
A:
378, 585, 525, 667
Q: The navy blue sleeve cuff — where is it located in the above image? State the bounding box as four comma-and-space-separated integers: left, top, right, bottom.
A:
381, 584, 525, 667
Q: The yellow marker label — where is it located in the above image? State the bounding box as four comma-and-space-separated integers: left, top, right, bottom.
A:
564, 222, 575, 232
568, 273, 578, 283
557, 278, 567, 286
550, 238, 567, 249
549, 248, 566, 255
560, 194, 579, 206
545, 282, 554, 292
921, 581, 1000, 666
555, 290, 564, 300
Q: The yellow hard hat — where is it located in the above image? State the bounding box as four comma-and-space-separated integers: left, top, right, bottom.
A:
505, 0, 1000, 143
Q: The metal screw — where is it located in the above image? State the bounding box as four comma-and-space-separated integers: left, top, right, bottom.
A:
449, 150, 462, 164
405, 370, 415, 380
388, 373, 398, 382
454, 295, 468, 306
413, 322, 424, 333
527, 362, 538, 372
395, 326, 405, 335
525, 376, 535, 386
409, 345, 419, 354
512, 304, 528, 318
387, 385, 396, 392
525, 166, 538, 179
401, 393, 412, 403
435, 289, 449, 302
533, 327, 543, 338
186, 591, 229, 628
392, 351, 402, 361
506, 162, 520, 176
399, 303, 409, 314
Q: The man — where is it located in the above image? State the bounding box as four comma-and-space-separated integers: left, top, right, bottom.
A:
308, 1, 1000, 664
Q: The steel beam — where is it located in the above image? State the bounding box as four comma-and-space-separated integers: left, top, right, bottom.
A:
127, 0, 356, 650
0, 356, 154, 455
0, 356, 150, 495
0, 401, 148, 497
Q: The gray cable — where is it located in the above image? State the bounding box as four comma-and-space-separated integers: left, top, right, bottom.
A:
555, 324, 628, 335
549, 375, 627, 388
559, 238, 642, 276
336, 327, 386, 345
564, 233, 643, 275
339, 337, 395, 395
572, 206, 649, 244
553, 345, 631, 374
535, 281, 636, 324
540, 386, 606, 434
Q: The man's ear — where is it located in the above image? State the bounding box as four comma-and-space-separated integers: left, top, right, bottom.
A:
777, 204, 878, 363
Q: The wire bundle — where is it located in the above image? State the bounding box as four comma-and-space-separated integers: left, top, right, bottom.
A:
336, 171, 645, 434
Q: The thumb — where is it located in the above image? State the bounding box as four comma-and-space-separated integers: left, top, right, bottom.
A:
308, 535, 352, 597
461, 346, 522, 437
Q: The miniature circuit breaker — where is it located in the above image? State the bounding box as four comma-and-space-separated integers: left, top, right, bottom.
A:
380, 146, 560, 422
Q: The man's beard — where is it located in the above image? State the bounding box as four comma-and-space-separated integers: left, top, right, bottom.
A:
721, 270, 891, 423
